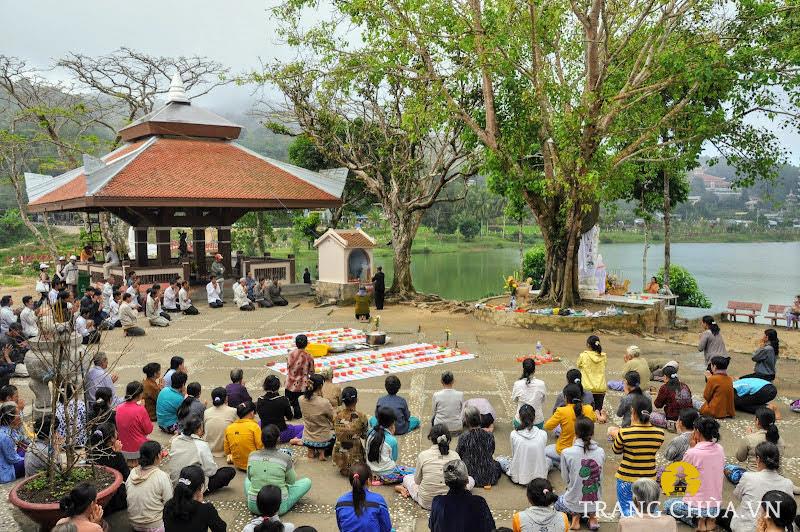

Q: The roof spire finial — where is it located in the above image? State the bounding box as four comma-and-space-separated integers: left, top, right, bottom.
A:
167, 71, 190, 104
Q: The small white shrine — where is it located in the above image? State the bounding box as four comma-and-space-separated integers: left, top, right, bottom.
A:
313, 228, 376, 303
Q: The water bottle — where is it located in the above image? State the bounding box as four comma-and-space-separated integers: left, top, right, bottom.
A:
535, 341, 543, 357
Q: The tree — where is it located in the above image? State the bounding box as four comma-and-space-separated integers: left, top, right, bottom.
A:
290, 0, 795, 306
292, 211, 322, 250
258, 62, 479, 297
458, 216, 481, 240
655, 264, 710, 308
287, 134, 373, 228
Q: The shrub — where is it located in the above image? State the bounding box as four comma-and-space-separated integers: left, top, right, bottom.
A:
458, 217, 480, 241
656, 264, 711, 308
0, 209, 31, 246
522, 244, 546, 288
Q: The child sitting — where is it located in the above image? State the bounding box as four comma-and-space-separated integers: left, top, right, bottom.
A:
512, 478, 569, 532
370, 376, 420, 435
366, 407, 415, 484
556, 417, 604, 531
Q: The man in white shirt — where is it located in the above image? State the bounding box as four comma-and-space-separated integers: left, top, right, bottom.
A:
19, 296, 38, 338
0, 296, 16, 339
178, 281, 199, 315
233, 278, 255, 311
206, 275, 223, 308
162, 279, 180, 312
102, 245, 120, 280
48, 282, 60, 306
126, 281, 142, 309
145, 285, 170, 327
76, 309, 99, 345
119, 293, 145, 336
104, 292, 121, 330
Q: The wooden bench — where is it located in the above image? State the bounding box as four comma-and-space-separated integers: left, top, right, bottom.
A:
767, 304, 799, 328
725, 301, 762, 324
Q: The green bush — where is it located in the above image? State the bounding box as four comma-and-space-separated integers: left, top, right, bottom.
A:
656, 264, 711, 308
458, 217, 480, 241
522, 244, 546, 288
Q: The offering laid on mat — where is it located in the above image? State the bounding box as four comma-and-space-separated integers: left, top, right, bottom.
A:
515, 353, 562, 364
207, 328, 367, 361
267, 343, 476, 383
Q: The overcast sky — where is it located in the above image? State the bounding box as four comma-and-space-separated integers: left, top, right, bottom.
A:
3, 0, 798, 163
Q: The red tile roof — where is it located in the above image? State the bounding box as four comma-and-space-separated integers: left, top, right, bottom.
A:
29, 137, 340, 208
334, 230, 375, 248
97, 138, 338, 201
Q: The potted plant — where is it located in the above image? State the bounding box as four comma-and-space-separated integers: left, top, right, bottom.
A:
9, 301, 126, 530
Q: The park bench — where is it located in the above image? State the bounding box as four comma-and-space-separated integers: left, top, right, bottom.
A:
767, 304, 799, 328
724, 301, 762, 324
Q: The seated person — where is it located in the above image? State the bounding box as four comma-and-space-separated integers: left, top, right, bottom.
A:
268, 279, 288, 306
299, 374, 335, 460
255, 375, 303, 445
619, 478, 676, 531
225, 368, 252, 408
169, 415, 235, 493
233, 278, 255, 311
320, 368, 342, 409
370, 376, 420, 435
75, 308, 100, 345
86, 422, 129, 514
653, 365, 693, 429
25, 415, 61, 476
621, 345, 650, 385
645, 276, 660, 294
497, 404, 548, 485
0, 404, 24, 482
175, 382, 205, 431
156, 371, 187, 434
204, 387, 237, 457
245, 424, 311, 515
724, 406, 784, 485
333, 387, 369, 477
657, 408, 699, 481
336, 463, 393, 532
733, 377, 778, 415
699, 356, 735, 419
456, 406, 501, 487
0, 323, 29, 364
552, 369, 594, 412
206, 275, 224, 308
429, 459, 495, 532
162, 279, 180, 313
243, 485, 295, 532
253, 278, 273, 308
178, 280, 198, 315
786, 294, 800, 328
432, 371, 464, 433
145, 285, 170, 327
119, 293, 145, 337
462, 397, 496, 432
366, 407, 415, 484
224, 401, 263, 471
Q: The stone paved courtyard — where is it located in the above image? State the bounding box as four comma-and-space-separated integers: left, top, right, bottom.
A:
6, 297, 800, 531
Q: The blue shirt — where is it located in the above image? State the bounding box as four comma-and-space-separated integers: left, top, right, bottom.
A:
0, 427, 22, 483
376, 394, 411, 435
156, 387, 184, 427
335, 489, 392, 532
733, 378, 770, 396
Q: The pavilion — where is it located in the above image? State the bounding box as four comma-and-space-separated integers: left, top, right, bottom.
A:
25, 74, 345, 284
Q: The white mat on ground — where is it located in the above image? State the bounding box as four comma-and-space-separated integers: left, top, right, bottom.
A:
206, 328, 367, 361
267, 343, 475, 383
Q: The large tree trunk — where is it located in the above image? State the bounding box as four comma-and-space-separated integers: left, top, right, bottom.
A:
663, 169, 672, 292
387, 210, 422, 298
328, 206, 344, 229
642, 220, 650, 290
524, 192, 598, 308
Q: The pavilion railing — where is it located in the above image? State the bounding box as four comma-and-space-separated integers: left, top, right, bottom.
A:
79, 262, 190, 286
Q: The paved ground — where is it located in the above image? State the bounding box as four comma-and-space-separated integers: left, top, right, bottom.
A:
7, 296, 800, 531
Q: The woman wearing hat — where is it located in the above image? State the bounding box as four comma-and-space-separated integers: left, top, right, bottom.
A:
35, 263, 50, 308
62, 256, 80, 297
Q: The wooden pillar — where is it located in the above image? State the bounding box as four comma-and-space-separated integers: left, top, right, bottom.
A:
218, 226, 232, 278
156, 227, 171, 266
193, 228, 207, 278
134, 227, 148, 267
288, 254, 296, 283
236, 251, 246, 279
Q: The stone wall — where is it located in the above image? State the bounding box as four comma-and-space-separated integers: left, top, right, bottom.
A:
314, 281, 360, 305
473, 297, 660, 333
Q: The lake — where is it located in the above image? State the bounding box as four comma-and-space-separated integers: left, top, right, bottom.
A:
378, 241, 800, 316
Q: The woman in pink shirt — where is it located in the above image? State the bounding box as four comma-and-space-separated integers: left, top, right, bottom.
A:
115, 381, 153, 463
663, 416, 724, 530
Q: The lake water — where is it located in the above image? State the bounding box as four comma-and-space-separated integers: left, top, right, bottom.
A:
379, 242, 800, 316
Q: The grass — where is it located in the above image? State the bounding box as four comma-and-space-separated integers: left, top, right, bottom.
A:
0, 229, 82, 280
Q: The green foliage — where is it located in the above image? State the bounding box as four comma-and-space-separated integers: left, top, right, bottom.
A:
457, 217, 480, 240
0, 209, 31, 246
656, 265, 711, 308
522, 245, 546, 288
25, 464, 94, 498
288, 134, 328, 171
292, 212, 321, 249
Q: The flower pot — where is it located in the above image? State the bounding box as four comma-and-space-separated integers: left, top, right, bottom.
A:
8, 465, 123, 531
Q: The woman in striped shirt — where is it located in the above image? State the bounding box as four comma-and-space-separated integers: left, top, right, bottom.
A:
612, 394, 665, 517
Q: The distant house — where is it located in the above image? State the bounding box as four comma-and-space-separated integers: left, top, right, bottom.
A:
690, 170, 742, 198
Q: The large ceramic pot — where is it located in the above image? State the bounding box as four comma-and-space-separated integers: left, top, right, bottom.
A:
8, 465, 123, 531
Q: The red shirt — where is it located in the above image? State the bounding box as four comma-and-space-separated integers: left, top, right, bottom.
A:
654, 381, 693, 420
285, 348, 314, 393
115, 400, 153, 454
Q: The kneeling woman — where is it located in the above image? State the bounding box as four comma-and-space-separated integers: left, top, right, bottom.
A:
299, 374, 336, 460
246, 424, 312, 515
366, 407, 415, 484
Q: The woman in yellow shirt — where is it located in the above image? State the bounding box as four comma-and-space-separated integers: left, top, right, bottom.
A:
577, 335, 608, 417
543, 383, 596, 467
224, 401, 263, 470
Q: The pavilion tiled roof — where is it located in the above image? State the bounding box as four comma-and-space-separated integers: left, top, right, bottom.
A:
314, 229, 376, 249
27, 137, 345, 210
